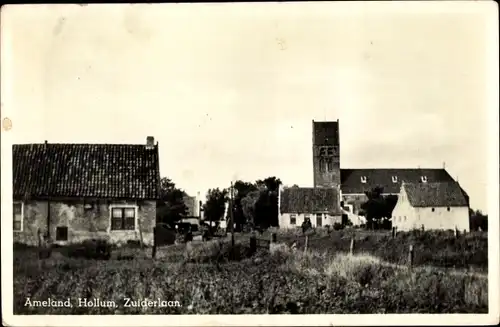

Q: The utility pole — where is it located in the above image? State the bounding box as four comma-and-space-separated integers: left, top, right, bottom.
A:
230, 181, 235, 250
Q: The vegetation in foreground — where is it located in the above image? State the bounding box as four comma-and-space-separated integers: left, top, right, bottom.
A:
13, 235, 488, 315
257, 229, 489, 272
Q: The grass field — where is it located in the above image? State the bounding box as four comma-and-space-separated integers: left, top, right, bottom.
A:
13, 230, 488, 314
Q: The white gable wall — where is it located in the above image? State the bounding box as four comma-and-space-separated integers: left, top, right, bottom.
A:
392, 187, 470, 232
391, 187, 418, 230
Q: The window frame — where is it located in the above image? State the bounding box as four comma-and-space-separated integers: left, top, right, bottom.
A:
327, 159, 333, 172
360, 176, 367, 183
421, 176, 428, 183
290, 214, 297, 225
392, 176, 398, 183
108, 204, 138, 232
56, 226, 69, 241
13, 201, 24, 232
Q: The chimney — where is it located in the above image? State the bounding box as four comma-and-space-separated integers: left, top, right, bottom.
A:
146, 136, 155, 150
44, 140, 48, 149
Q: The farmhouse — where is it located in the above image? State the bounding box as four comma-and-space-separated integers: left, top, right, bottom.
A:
278, 120, 470, 229
278, 187, 342, 228
12, 137, 161, 246
391, 181, 470, 231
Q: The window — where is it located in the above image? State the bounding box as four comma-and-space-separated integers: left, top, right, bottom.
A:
13, 202, 23, 232
290, 214, 297, 225
327, 147, 334, 156
421, 176, 428, 183
392, 176, 398, 183
447, 207, 451, 212
56, 226, 68, 241
360, 176, 367, 183
431, 208, 435, 212
327, 160, 333, 172
316, 214, 322, 227
319, 158, 327, 172
110, 206, 136, 231
319, 147, 327, 156
404, 216, 407, 222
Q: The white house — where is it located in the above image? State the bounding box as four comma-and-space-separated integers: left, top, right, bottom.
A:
392, 181, 470, 231
278, 186, 342, 229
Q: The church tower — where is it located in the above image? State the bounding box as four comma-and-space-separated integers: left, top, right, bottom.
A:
312, 120, 340, 189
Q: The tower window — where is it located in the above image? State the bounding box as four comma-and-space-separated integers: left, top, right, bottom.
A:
360, 176, 367, 183
421, 176, 428, 183
327, 160, 333, 172
392, 176, 398, 183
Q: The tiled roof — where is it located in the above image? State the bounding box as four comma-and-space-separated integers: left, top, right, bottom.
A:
280, 187, 341, 214
340, 168, 455, 194
403, 182, 469, 207
313, 121, 339, 145
13, 142, 160, 199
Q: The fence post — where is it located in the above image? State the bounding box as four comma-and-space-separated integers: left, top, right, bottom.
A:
408, 244, 414, 268
455, 227, 459, 238
152, 227, 157, 259
250, 234, 257, 255
304, 235, 308, 253
38, 228, 43, 248
350, 237, 355, 255
138, 220, 144, 250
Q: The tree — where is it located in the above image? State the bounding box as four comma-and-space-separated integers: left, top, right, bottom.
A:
241, 190, 261, 227
239, 176, 282, 230
156, 177, 188, 225
231, 181, 258, 231
470, 209, 488, 231
203, 188, 229, 227
360, 186, 397, 230
255, 177, 282, 228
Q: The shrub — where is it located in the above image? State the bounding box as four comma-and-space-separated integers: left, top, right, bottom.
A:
333, 223, 344, 230
64, 239, 112, 260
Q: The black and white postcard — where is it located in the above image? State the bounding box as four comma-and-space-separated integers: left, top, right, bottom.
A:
1, 2, 499, 326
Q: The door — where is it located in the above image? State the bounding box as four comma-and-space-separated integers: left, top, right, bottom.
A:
316, 214, 322, 227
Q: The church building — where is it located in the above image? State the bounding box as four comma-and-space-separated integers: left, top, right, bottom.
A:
278, 120, 469, 229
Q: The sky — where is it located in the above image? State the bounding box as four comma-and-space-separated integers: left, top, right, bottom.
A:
1, 2, 497, 212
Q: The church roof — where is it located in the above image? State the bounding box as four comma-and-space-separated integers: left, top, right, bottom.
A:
280, 187, 342, 215
403, 182, 469, 207
340, 168, 455, 194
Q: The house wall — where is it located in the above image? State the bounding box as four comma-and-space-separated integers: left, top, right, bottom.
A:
279, 212, 342, 229
391, 189, 418, 230
392, 189, 470, 231
13, 199, 156, 246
